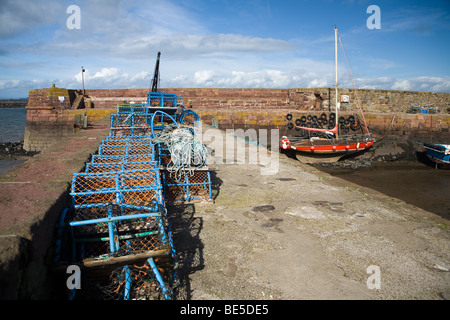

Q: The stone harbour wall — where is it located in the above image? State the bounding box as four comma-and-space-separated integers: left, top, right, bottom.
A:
23, 86, 450, 151
24, 86, 115, 151
197, 110, 450, 143
67, 87, 450, 113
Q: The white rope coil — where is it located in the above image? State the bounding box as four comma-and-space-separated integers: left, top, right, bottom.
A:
152, 124, 207, 182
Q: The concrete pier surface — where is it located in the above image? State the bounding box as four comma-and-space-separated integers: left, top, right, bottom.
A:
173, 127, 450, 300
0, 119, 449, 299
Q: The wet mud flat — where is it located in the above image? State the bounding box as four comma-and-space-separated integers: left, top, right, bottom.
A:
314, 161, 450, 220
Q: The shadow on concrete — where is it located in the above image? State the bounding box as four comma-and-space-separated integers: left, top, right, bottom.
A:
208, 170, 223, 201
168, 204, 204, 300
168, 169, 222, 300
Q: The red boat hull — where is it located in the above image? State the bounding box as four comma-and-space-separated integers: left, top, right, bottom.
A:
280, 136, 375, 163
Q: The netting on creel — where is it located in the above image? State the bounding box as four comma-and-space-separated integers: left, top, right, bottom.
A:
161, 170, 212, 203
70, 169, 163, 206
72, 258, 172, 300
61, 203, 170, 260
85, 161, 157, 174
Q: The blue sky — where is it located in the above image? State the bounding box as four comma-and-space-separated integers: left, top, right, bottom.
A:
1, 0, 450, 98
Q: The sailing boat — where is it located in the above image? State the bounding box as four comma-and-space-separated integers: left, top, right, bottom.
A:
280, 27, 375, 163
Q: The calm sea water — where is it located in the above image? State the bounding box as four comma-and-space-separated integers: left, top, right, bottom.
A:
0, 108, 27, 143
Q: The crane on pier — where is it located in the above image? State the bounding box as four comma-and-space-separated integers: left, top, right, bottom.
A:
151, 51, 161, 92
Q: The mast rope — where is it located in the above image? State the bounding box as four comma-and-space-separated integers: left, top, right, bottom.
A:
337, 31, 370, 135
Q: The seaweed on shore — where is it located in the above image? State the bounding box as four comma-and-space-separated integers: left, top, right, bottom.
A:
0, 140, 39, 158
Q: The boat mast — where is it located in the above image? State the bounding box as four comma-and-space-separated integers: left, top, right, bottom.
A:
334, 27, 339, 139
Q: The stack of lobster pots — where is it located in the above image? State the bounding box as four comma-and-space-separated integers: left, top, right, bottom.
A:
53, 94, 213, 300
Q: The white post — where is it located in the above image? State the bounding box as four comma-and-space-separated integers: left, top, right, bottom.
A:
81, 66, 85, 95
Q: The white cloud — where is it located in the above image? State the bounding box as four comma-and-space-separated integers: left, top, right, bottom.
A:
2, 64, 450, 99
352, 76, 450, 93
44, 32, 296, 61
68, 65, 450, 93
92, 68, 123, 81
193, 70, 221, 85
309, 77, 329, 88
73, 67, 130, 88
71, 67, 152, 90
131, 71, 150, 82
392, 79, 413, 91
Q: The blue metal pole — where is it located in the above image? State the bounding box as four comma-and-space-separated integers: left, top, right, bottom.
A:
54, 207, 69, 263
207, 171, 212, 199
147, 258, 171, 300
156, 215, 167, 245
107, 205, 116, 253
123, 265, 132, 300
69, 212, 161, 227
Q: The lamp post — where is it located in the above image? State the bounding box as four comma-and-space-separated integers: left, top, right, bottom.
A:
81, 66, 85, 95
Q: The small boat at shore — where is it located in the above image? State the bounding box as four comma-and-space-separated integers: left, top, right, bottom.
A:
280, 27, 375, 163
281, 133, 375, 163
423, 143, 450, 168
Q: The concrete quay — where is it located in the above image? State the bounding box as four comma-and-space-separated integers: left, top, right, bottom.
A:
0, 119, 449, 300
173, 126, 450, 300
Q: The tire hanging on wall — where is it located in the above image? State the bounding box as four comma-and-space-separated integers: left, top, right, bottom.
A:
287, 122, 294, 129
286, 113, 293, 121
348, 115, 355, 123
350, 121, 361, 131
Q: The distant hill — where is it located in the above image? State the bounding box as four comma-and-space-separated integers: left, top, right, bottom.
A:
0, 99, 28, 108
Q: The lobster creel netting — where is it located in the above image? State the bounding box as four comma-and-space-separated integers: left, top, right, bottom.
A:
70, 169, 164, 206
117, 104, 147, 115
162, 170, 212, 203
110, 127, 152, 137
177, 109, 200, 127
59, 203, 171, 261
85, 161, 158, 174
110, 114, 150, 128
70, 259, 173, 300
98, 145, 156, 157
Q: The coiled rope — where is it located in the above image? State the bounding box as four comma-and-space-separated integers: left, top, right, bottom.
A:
151, 124, 207, 182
